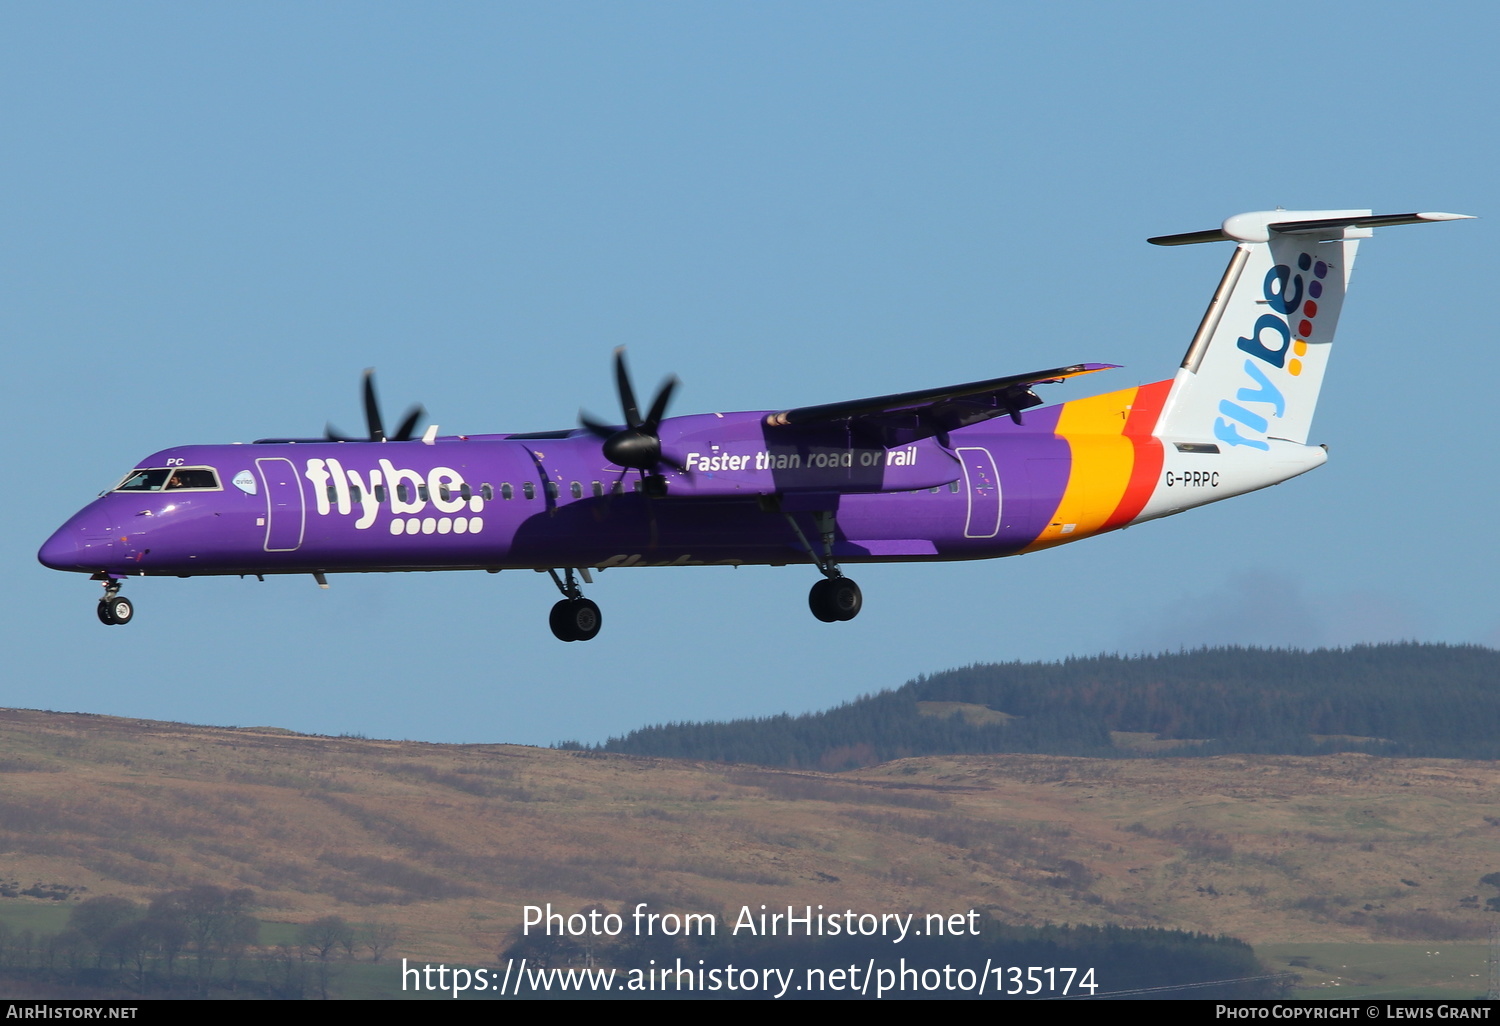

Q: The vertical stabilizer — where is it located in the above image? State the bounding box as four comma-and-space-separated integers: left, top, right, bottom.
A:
1150, 209, 1470, 450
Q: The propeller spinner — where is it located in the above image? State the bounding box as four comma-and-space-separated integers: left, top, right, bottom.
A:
581, 348, 681, 474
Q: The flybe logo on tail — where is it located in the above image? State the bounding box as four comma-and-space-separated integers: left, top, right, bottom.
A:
1216, 252, 1325, 450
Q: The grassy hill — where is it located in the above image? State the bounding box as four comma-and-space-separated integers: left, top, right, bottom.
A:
1, 705, 1496, 982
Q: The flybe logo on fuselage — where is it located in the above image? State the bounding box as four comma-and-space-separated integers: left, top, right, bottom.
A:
1215, 252, 1328, 450
302, 457, 485, 535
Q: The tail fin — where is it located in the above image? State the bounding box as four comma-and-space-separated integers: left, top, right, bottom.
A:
1151, 210, 1471, 449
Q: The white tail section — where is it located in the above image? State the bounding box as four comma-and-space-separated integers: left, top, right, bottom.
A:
1151, 209, 1471, 449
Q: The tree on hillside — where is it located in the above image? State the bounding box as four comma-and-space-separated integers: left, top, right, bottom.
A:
149, 885, 257, 990
68, 895, 142, 968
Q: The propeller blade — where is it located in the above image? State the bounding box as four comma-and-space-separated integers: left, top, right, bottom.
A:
313, 369, 429, 443
580, 350, 684, 481
580, 413, 620, 440
613, 348, 641, 428
643, 375, 678, 430
392, 404, 425, 442
362, 369, 386, 441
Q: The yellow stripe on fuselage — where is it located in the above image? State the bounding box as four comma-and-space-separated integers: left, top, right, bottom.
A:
1022, 386, 1140, 552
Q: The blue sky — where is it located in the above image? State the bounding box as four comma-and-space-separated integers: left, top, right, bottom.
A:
5, 2, 1495, 746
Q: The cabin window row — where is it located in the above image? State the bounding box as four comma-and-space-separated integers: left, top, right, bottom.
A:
319, 480, 639, 504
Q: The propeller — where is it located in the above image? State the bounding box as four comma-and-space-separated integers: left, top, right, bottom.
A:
580, 348, 682, 474
326, 369, 425, 442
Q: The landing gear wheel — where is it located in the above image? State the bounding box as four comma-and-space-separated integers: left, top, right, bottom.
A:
549, 600, 576, 642
549, 598, 602, 642
98, 595, 134, 626
826, 578, 861, 621
809, 578, 862, 622
568, 598, 602, 641
808, 579, 838, 623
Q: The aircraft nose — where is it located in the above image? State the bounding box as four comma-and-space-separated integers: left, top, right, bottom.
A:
38, 521, 111, 571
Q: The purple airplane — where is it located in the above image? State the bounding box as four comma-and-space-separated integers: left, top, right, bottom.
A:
40, 209, 1470, 641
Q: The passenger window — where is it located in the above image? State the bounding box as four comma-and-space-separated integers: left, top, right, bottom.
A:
439, 485, 451, 502
545, 481, 559, 499
592, 481, 603, 497
500, 483, 513, 500
327, 485, 338, 503
418, 485, 430, 501
570, 481, 582, 499
522, 482, 535, 500
397, 484, 411, 503
375, 485, 387, 502
459, 483, 472, 500
482, 484, 494, 501
350, 485, 362, 502
949, 481, 960, 493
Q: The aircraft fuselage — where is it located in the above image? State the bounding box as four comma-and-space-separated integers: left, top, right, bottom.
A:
40, 384, 1324, 581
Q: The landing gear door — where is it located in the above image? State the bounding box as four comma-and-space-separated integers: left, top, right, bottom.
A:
956, 446, 1001, 539
255, 457, 305, 552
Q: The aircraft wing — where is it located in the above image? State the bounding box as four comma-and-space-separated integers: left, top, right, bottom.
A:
764, 363, 1115, 444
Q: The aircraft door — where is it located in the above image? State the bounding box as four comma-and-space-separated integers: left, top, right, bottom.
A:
956, 446, 1002, 538
255, 457, 305, 552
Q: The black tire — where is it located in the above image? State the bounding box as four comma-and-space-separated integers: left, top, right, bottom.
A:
97, 599, 116, 625
104, 596, 134, 626
808, 579, 838, 623
549, 600, 578, 642
568, 598, 602, 642
827, 578, 862, 621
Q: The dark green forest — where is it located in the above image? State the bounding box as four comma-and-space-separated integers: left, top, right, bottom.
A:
566, 644, 1500, 768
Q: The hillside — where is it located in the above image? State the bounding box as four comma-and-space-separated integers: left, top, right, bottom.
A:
0, 704, 1496, 979
584, 643, 1500, 767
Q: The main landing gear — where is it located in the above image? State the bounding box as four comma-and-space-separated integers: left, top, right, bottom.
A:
783, 510, 863, 624
546, 568, 602, 642
808, 576, 862, 623
95, 579, 134, 626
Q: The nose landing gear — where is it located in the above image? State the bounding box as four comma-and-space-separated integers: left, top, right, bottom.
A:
95, 579, 134, 626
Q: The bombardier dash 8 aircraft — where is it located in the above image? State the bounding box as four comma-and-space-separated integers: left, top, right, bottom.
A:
40, 208, 1470, 640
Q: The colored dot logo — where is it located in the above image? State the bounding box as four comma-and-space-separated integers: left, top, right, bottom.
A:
388, 516, 483, 535
1288, 253, 1329, 376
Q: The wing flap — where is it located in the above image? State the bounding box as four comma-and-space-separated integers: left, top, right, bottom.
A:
764, 363, 1115, 440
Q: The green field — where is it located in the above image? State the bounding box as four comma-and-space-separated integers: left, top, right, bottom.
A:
1258, 942, 1491, 1000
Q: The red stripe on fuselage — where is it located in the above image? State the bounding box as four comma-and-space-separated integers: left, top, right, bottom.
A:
1101, 378, 1170, 530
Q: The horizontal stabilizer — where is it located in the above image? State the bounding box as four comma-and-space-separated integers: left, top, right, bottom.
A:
1149, 210, 1473, 246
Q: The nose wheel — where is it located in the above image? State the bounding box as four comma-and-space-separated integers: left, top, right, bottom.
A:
95, 581, 134, 626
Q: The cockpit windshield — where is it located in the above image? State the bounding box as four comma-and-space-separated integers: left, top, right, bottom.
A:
114, 467, 221, 492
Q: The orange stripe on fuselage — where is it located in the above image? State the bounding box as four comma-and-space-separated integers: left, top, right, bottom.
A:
1021, 379, 1171, 552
